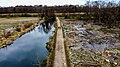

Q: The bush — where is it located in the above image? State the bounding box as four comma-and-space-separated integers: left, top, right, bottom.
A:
16, 27, 22, 32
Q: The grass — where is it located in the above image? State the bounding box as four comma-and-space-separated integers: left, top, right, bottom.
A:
111, 46, 120, 50
64, 38, 71, 67
0, 13, 41, 18
61, 19, 71, 67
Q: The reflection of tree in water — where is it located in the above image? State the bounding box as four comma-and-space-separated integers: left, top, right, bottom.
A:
38, 22, 54, 34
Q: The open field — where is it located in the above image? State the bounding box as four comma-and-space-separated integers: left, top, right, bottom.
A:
0, 17, 40, 48
0, 13, 86, 18
62, 19, 120, 67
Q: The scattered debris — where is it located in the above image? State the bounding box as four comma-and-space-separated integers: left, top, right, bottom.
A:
63, 20, 120, 67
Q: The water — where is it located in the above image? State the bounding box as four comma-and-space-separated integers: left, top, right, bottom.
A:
73, 24, 120, 52
0, 22, 55, 67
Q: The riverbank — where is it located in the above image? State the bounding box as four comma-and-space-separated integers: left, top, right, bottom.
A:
46, 21, 57, 67
0, 17, 43, 48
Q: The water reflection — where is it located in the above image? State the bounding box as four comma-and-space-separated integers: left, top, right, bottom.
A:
38, 22, 54, 34
0, 22, 55, 67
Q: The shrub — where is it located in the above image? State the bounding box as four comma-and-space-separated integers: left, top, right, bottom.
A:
16, 27, 22, 32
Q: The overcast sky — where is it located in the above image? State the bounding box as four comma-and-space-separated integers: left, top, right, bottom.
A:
0, 0, 119, 7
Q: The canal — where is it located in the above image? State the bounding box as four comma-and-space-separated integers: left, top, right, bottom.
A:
0, 22, 55, 67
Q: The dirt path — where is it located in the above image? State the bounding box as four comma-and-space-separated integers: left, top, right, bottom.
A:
54, 17, 67, 67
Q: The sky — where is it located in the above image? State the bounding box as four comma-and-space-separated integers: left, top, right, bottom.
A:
0, 0, 119, 7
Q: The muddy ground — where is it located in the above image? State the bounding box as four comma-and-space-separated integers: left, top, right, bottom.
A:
62, 19, 120, 67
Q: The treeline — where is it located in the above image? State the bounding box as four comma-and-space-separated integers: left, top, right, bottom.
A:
0, 5, 91, 13
84, 1, 120, 28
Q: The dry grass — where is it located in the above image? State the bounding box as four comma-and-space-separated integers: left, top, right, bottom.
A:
0, 17, 40, 48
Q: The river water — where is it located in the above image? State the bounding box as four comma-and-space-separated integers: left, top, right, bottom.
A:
0, 22, 55, 67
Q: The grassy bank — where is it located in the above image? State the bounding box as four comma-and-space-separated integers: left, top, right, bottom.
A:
64, 39, 71, 67
61, 20, 71, 67
0, 17, 43, 48
46, 20, 57, 67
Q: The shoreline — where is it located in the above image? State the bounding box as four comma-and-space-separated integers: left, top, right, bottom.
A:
46, 20, 57, 67
0, 19, 44, 48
